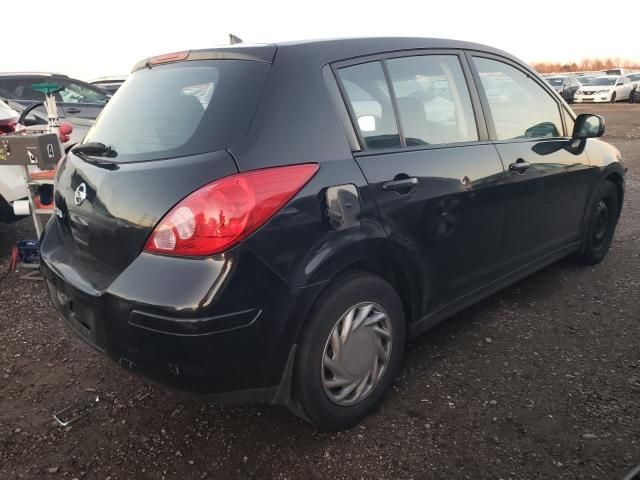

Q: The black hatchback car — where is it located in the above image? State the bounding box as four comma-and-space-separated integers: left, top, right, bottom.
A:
41, 38, 625, 430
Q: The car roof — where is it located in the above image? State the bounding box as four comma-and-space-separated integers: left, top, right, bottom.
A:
88, 76, 128, 83
0, 72, 69, 78
132, 37, 522, 72
280, 37, 522, 65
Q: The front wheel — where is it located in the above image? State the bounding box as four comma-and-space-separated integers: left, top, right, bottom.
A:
610, 92, 617, 104
292, 272, 406, 430
576, 180, 619, 265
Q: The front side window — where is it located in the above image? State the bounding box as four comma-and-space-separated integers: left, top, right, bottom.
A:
387, 55, 478, 145
58, 81, 108, 104
338, 62, 400, 149
474, 57, 563, 140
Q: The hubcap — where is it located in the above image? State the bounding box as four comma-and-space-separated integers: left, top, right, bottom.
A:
592, 200, 609, 248
321, 302, 392, 406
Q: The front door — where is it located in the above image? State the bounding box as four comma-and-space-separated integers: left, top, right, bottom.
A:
56, 78, 109, 120
470, 55, 598, 271
335, 53, 506, 314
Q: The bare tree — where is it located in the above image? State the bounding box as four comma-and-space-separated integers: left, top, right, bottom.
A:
532, 58, 640, 73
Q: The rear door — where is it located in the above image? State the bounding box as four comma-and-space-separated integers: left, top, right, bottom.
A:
469, 54, 597, 271
334, 51, 506, 312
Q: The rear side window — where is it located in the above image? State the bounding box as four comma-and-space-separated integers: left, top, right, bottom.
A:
387, 55, 478, 145
82, 60, 270, 163
473, 57, 563, 140
0, 78, 46, 101
337, 62, 401, 150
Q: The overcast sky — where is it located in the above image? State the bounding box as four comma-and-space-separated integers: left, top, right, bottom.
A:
4, 0, 637, 80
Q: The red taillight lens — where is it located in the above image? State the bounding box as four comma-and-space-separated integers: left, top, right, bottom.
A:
144, 164, 319, 256
149, 51, 190, 65
0, 121, 16, 135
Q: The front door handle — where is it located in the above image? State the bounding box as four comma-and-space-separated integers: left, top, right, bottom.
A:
509, 159, 530, 174
382, 177, 419, 192
65, 108, 81, 114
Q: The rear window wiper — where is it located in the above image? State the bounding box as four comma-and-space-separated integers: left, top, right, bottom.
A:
72, 142, 118, 158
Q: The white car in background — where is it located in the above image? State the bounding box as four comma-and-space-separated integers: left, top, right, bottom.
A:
574, 75, 633, 103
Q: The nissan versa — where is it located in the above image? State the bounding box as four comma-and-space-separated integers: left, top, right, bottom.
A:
41, 38, 625, 430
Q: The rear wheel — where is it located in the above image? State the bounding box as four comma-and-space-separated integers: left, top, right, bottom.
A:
292, 272, 406, 430
576, 181, 619, 265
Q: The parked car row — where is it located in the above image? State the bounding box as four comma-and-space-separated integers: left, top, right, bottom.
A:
543, 71, 640, 103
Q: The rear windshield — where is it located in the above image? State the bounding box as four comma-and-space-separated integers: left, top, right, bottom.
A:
546, 77, 564, 86
592, 77, 616, 86
81, 60, 270, 162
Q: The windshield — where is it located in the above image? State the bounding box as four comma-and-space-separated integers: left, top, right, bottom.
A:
628, 74, 640, 81
546, 77, 564, 86
579, 77, 596, 85
591, 77, 617, 86
82, 60, 270, 163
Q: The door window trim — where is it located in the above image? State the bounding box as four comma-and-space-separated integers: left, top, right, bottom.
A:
330, 48, 490, 156
465, 51, 572, 142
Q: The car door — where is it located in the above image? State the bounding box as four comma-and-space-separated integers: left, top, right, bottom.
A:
621, 77, 632, 99
334, 52, 507, 313
55, 77, 108, 120
469, 54, 599, 272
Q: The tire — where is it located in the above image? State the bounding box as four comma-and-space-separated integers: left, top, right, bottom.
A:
576, 181, 619, 265
610, 92, 617, 104
292, 272, 406, 430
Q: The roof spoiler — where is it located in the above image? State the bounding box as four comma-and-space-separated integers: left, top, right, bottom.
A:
131, 45, 277, 72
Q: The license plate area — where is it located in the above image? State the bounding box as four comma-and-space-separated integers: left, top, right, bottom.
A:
47, 280, 104, 351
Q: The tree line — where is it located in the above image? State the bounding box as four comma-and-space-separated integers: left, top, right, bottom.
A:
532, 58, 640, 73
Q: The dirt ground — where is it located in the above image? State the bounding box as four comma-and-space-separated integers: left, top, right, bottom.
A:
1, 104, 639, 480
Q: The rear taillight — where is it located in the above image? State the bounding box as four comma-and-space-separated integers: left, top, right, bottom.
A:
143, 164, 319, 256
0, 121, 16, 135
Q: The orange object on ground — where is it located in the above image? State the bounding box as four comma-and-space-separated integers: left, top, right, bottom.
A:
34, 196, 54, 210
29, 169, 56, 180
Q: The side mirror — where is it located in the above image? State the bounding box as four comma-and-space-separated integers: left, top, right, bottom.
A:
573, 113, 605, 139
357, 115, 377, 132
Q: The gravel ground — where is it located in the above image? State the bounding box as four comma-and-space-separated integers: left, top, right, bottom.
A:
1, 104, 639, 480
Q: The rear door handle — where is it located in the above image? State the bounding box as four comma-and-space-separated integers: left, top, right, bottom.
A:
509, 159, 530, 174
65, 108, 81, 114
382, 177, 419, 192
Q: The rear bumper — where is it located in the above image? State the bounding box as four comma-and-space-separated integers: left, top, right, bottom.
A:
40, 219, 325, 402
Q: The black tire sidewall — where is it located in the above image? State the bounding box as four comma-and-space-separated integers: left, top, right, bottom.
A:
581, 181, 619, 264
293, 272, 406, 430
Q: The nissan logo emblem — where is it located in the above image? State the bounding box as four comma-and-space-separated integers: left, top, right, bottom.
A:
74, 183, 87, 206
